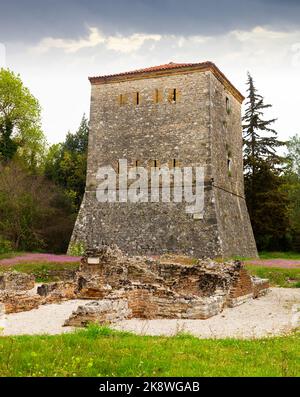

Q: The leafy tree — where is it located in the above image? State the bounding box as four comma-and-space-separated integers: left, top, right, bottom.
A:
0, 120, 18, 162
44, 115, 89, 211
244, 162, 290, 250
242, 73, 289, 250
0, 162, 75, 253
0, 68, 46, 168
284, 134, 300, 251
286, 134, 300, 176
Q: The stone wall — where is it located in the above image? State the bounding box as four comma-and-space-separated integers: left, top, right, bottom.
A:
209, 73, 258, 258
0, 247, 268, 321
0, 272, 35, 291
70, 64, 258, 259
63, 246, 268, 325
64, 299, 131, 327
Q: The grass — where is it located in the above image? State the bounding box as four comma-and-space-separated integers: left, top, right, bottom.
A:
0, 262, 80, 283
0, 326, 299, 377
259, 252, 300, 260
0, 252, 26, 260
246, 265, 300, 288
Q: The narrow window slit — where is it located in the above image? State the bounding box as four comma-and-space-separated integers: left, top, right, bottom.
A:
173, 89, 177, 102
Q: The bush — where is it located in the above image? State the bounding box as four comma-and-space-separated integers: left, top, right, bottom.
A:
0, 162, 75, 253
68, 241, 85, 256
0, 237, 13, 254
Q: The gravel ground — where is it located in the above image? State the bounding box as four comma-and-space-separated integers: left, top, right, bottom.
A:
1, 300, 94, 336
1, 288, 299, 339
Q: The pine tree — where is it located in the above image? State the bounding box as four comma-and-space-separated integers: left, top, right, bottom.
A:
63, 114, 89, 154
242, 73, 289, 250
243, 72, 284, 178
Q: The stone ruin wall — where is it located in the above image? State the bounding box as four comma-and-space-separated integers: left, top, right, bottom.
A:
64, 245, 268, 326
0, 246, 269, 325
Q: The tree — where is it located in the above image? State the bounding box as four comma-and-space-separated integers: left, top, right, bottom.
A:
0, 68, 46, 168
284, 134, 300, 251
0, 120, 18, 162
243, 72, 284, 177
0, 162, 75, 253
286, 134, 300, 176
63, 114, 89, 154
44, 115, 89, 211
242, 73, 289, 250
244, 162, 290, 250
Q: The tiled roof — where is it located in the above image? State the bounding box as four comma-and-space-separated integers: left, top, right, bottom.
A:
89, 61, 244, 103
89, 62, 209, 81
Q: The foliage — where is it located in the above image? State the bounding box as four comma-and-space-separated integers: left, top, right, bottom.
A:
244, 162, 290, 250
0, 69, 46, 169
0, 237, 13, 255
284, 135, 300, 251
44, 115, 88, 211
259, 251, 300, 260
243, 72, 284, 175
0, 328, 299, 376
242, 73, 290, 251
68, 242, 86, 257
286, 134, 300, 176
246, 265, 300, 288
0, 162, 75, 253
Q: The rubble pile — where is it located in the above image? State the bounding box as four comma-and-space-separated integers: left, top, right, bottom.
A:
0, 245, 269, 324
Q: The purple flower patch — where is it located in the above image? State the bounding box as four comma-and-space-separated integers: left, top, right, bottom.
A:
0, 253, 81, 266
245, 259, 300, 268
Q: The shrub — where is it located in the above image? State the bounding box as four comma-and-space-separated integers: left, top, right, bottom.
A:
0, 237, 13, 254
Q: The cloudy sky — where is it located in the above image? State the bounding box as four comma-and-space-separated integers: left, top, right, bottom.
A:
0, 0, 300, 143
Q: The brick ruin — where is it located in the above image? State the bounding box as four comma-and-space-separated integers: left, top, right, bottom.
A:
0, 245, 269, 326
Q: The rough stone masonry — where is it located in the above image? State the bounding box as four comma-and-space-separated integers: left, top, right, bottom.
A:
69, 61, 258, 258
62, 245, 268, 326
0, 246, 269, 323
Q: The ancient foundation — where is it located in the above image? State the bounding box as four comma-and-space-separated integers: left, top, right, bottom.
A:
0, 246, 269, 325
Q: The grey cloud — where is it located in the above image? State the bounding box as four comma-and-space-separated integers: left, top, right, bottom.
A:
0, 0, 300, 43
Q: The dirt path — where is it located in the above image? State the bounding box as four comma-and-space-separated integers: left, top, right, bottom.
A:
1, 288, 299, 339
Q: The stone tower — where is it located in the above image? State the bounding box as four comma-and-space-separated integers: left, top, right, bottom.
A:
69, 62, 258, 258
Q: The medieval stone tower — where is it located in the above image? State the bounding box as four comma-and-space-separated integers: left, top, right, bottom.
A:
69, 61, 258, 258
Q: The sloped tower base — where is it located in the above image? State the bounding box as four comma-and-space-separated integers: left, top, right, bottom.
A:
69, 62, 258, 259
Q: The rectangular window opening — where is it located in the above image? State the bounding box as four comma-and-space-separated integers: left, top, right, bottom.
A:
136, 92, 140, 105
155, 89, 159, 104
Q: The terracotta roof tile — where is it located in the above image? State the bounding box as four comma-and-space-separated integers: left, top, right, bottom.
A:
89, 62, 208, 81
89, 61, 244, 103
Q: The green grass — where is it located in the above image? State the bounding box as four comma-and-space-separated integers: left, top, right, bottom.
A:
0, 252, 26, 260
0, 326, 299, 377
259, 252, 300, 260
0, 262, 80, 283
246, 265, 300, 288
